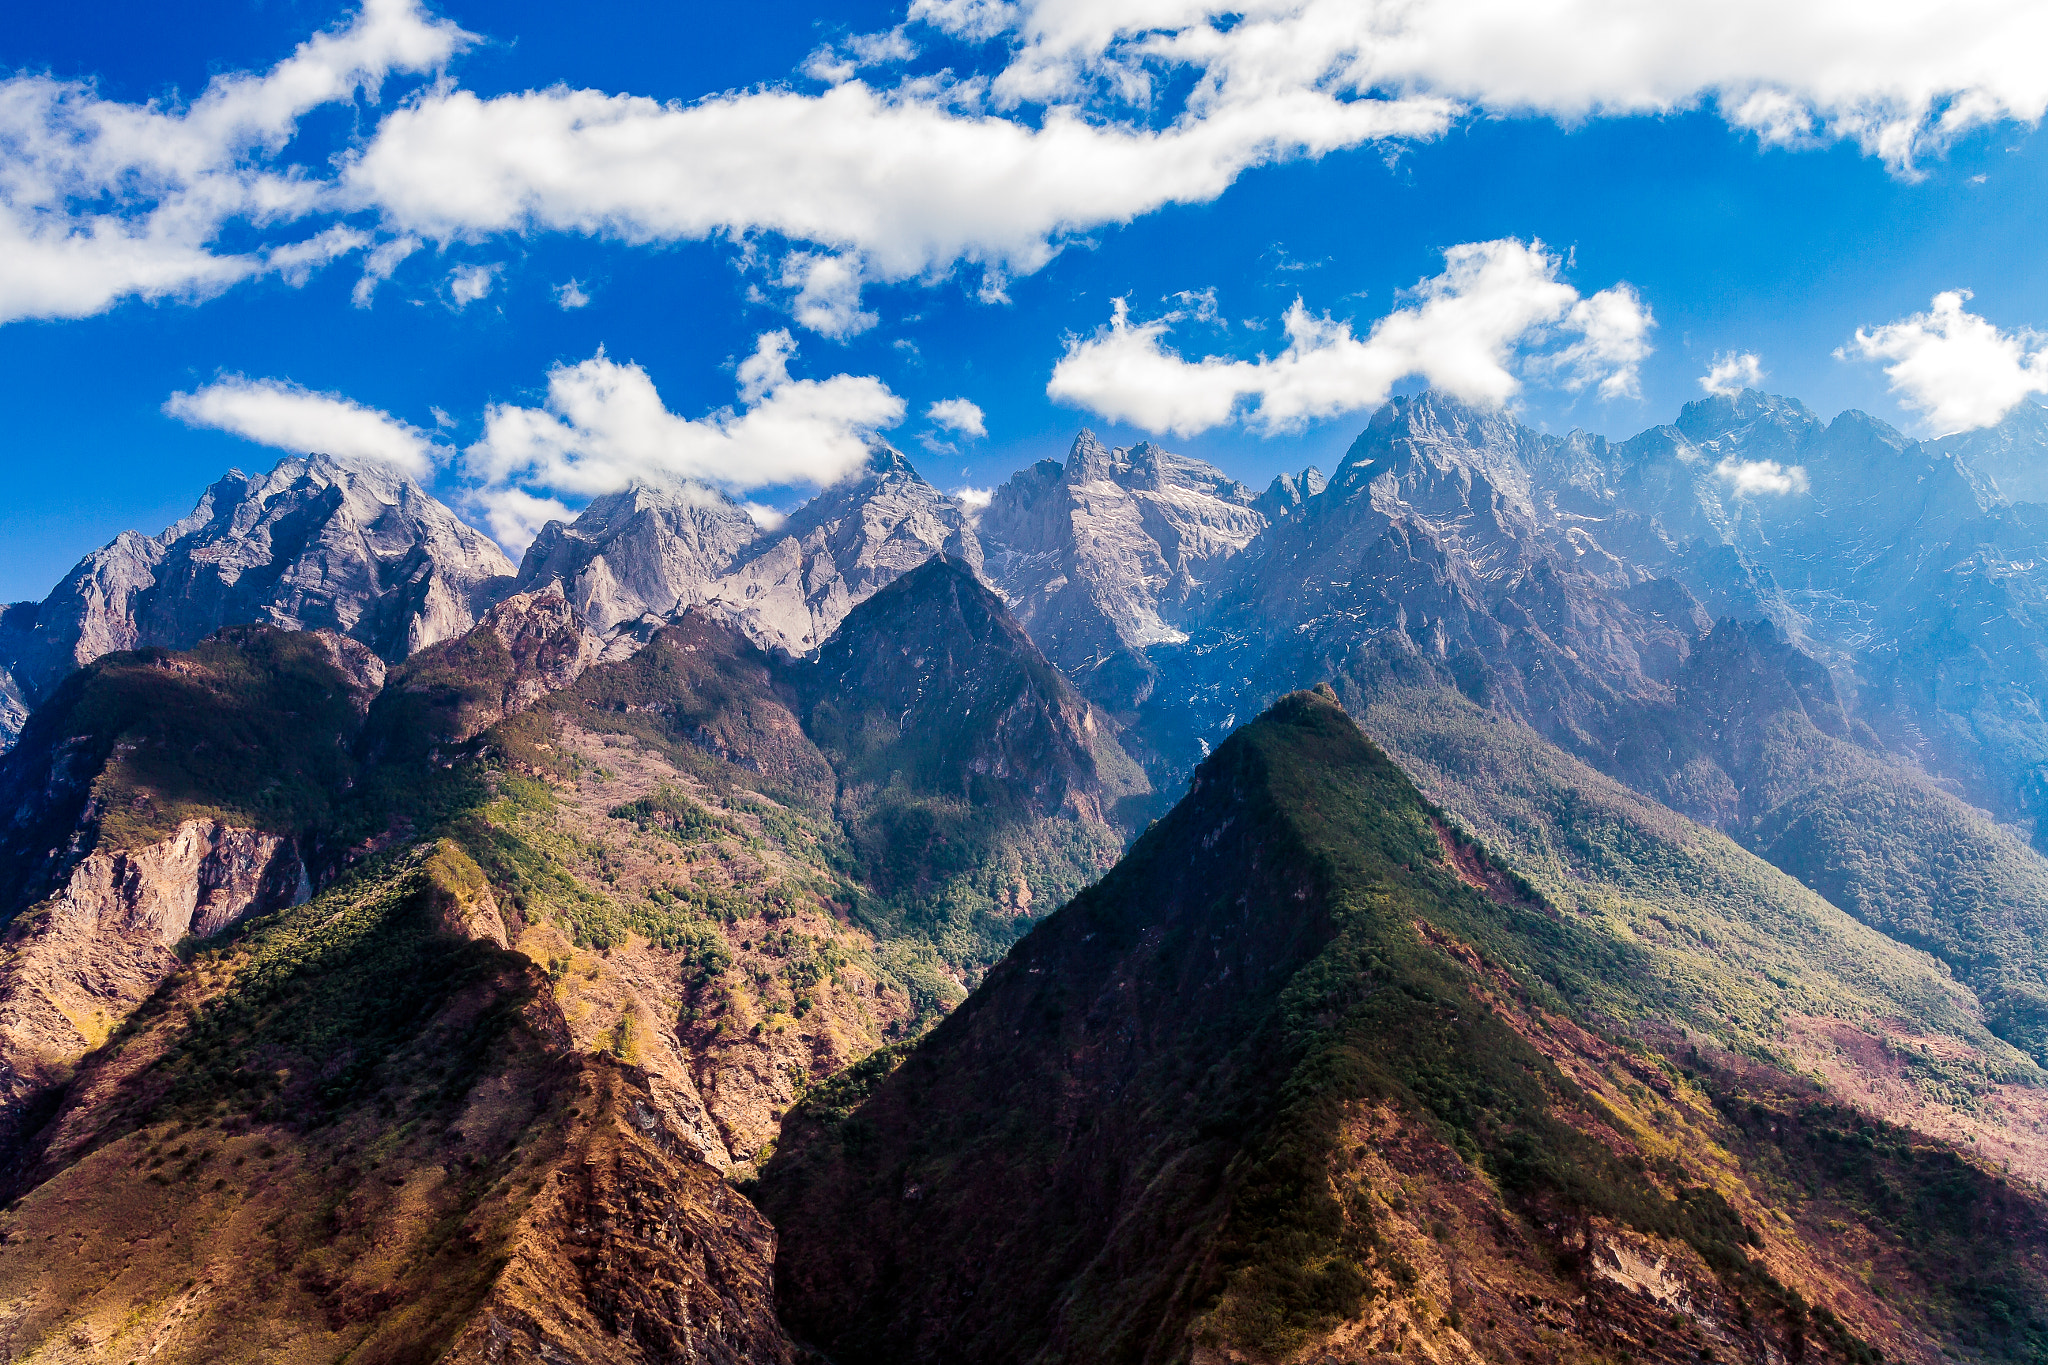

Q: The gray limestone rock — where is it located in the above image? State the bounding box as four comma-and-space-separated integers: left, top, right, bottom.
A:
0, 453, 515, 746
978, 430, 1264, 708
705, 443, 982, 656
1253, 465, 1326, 521
512, 480, 762, 635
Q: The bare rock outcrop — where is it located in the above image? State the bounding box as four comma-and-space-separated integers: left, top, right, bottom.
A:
0, 453, 515, 748
441, 1062, 802, 1365
0, 819, 306, 1142
978, 431, 1264, 707
514, 481, 763, 635
706, 443, 983, 656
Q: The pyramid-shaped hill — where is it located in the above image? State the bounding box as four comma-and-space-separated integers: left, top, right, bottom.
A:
761, 688, 2048, 1365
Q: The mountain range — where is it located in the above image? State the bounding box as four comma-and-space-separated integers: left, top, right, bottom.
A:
3, 392, 2048, 1362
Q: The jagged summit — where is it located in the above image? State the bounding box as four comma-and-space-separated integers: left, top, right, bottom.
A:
1933, 398, 2048, 504
978, 428, 1264, 710
802, 556, 1146, 826
513, 477, 761, 634
706, 441, 982, 656
0, 451, 514, 747
1254, 463, 1326, 520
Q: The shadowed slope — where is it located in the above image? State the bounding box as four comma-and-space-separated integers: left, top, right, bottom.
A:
764, 690, 2048, 1365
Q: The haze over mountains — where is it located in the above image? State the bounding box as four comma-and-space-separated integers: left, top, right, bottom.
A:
6, 390, 2048, 1361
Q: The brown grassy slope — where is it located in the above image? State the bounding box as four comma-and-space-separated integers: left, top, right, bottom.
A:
764, 689, 2048, 1365
0, 843, 799, 1365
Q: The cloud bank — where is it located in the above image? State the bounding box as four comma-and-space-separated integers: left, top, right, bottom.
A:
463, 332, 905, 547
1844, 290, 2048, 432
7, 0, 2048, 330
1046, 239, 1651, 436
164, 376, 444, 478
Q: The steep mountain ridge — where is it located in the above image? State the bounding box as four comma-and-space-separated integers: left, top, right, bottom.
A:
0, 548, 1147, 1358
0, 454, 515, 748
512, 480, 762, 635
704, 443, 982, 655
764, 689, 2048, 1365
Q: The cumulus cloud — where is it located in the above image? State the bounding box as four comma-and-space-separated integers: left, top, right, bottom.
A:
0, 0, 467, 325
553, 278, 591, 309
952, 484, 995, 520
1715, 457, 1809, 496
926, 397, 987, 437
464, 332, 905, 548
1701, 351, 1767, 396
164, 376, 443, 479
779, 253, 877, 338
342, 80, 1451, 301
1843, 290, 2048, 432
1046, 239, 1652, 436
11, 0, 2048, 332
447, 262, 501, 309
952, 0, 2048, 175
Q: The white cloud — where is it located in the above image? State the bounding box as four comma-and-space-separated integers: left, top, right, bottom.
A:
926, 397, 988, 437
0, 0, 467, 324
447, 262, 500, 309
164, 375, 442, 479
476, 486, 575, 549
12, 0, 2048, 334
343, 79, 1452, 305
806, 26, 920, 84
1046, 239, 1652, 436
352, 233, 421, 307
1700, 351, 1767, 396
1715, 457, 1809, 496
952, 484, 994, 520
553, 278, 591, 309
1843, 290, 2048, 432
464, 332, 905, 547
779, 253, 877, 337
957, 0, 2048, 176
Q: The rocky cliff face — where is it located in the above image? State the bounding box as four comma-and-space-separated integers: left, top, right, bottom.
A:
0, 454, 515, 749
1933, 399, 2048, 505
1252, 463, 1325, 521
0, 820, 306, 1149
978, 431, 1265, 709
514, 481, 763, 636
707, 444, 982, 656
0, 843, 804, 1365
366, 582, 605, 754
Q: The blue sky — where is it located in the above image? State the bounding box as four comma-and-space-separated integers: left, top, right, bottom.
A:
4, 0, 2048, 602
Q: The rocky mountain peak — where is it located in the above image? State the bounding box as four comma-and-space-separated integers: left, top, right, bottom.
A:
1673, 388, 1822, 453
1254, 464, 1327, 520
978, 430, 1265, 708
802, 556, 1145, 825
0, 452, 515, 749
1932, 398, 2048, 504
1328, 391, 1549, 532
514, 476, 761, 635
702, 442, 981, 656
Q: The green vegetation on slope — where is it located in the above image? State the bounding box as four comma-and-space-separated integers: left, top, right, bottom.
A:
766, 694, 1815, 1361
1346, 681, 2033, 1087
1740, 712, 2048, 1064
0, 628, 366, 921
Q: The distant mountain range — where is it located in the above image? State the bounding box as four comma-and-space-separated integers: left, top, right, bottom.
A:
5, 393, 2048, 1361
